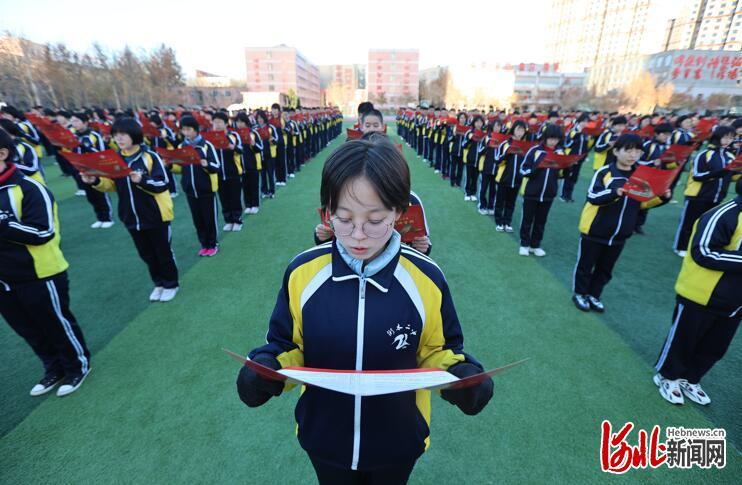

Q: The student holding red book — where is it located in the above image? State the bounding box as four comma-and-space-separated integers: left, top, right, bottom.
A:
493, 120, 528, 233
235, 112, 263, 215
449, 112, 468, 188
211, 112, 244, 232
255, 110, 278, 199
478, 118, 502, 215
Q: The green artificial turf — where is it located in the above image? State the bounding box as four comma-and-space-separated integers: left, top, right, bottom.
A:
1, 126, 739, 483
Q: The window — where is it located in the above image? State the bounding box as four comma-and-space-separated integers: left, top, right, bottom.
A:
268, 84, 275, 91
225, 91, 231, 96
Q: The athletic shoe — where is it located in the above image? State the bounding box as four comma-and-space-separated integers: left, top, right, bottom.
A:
149, 286, 164, 302
496, 225, 505, 232
289, 173, 296, 178
57, 369, 91, 397
223, 223, 234, 232
75, 189, 86, 196
587, 295, 605, 312
530, 247, 546, 257
198, 248, 208, 256
680, 380, 711, 405
261, 193, 268, 199
159, 287, 179, 302
170, 192, 179, 199
572, 294, 591, 312
464, 195, 471, 201
30, 373, 64, 396
634, 226, 645, 235
276, 182, 286, 187
478, 208, 488, 215
251, 207, 260, 214
90, 221, 103, 229
269, 194, 275, 199
675, 250, 687, 258
99, 221, 114, 229
559, 196, 568, 202
487, 209, 495, 216
470, 195, 477, 202
505, 225, 514, 233
518, 246, 530, 256
204, 247, 219, 257
434, 170, 440, 174
244, 207, 251, 214
653, 374, 684, 405
231, 224, 243, 232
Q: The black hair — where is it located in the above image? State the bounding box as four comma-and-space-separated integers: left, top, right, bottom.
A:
548, 111, 559, 119
212, 111, 229, 123
271, 103, 281, 111
611, 116, 627, 126
235, 112, 251, 125
255, 110, 269, 125
613, 133, 644, 151
72, 111, 89, 123
0, 128, 17, 162
0, 119, 22, 137
360, 131, 389, 142
540, 123, 564, 141
149, 113, 163, 126
179, 115, 200, 132
357, 102, 374, 115
675, 115, 690, 127
43, 108, 56, 117
509, 120, 528, 136
1, 105, 24, 120
732, 118, 742, 130
471, 115, 485, 128
56, 110, 71, 119
321, 139, 410, 214
708, 126, 735, 146
361, 109, 384, 125
111, 117, 144, 145
576, 113, 590, 123
653, 123, 673, 135
457, 112, 467, 123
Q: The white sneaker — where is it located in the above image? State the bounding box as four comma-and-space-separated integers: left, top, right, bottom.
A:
653, 374, 684, 405
223, 223, 234, 232
159, 287, 179, 302
478, 208, 488, 215
250, 207, 260, 214
680, 380, 711, 405
470, 195, 477, 202
99, 221, 114, 229
487, 209, 495, 216
232, 224, 243, 232
675, 250, 687, 258
289, 173, 296, 178
170, 192, 179, 199
496, 225, 505, 232
56, 369, 91, 397
30, 374, 64, 396
505, 225, 514, 233
244, 207, 251, 214
519, 246, 530, 256
434, 169, 440, 174
464, 195, 471, 201
276, 182, 286, 187
75, 189, 86, 196
90, 221, 103, 229
530, 247, 546, 257
149, 286, 164, 302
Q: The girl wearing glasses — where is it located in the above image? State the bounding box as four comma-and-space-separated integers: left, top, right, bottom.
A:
236, 138, 493, 484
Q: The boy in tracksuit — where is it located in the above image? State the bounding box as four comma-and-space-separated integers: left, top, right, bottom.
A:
674, 127, 738, 257
494, 120, 528, 232
463, 116, 485, 201
235, 113, 262, 215
0, 130, 91, 397
518, 124, 565, 257
211, 112, 244, 232
593, 116, 626, 170
560, 114, 591, 202
148, 113, 179, 197
0, 119, 45, 184
450, 113, 468, 188
82, 117, 179, 302
69, 112, 115, 229
573, 134, 671, 313
271, 104, 288, 186
478, 119, 502, 214
633, 123, 674, 234
255, 110, 277, 199
653, 180, 741, 406
173, 116, 221, 256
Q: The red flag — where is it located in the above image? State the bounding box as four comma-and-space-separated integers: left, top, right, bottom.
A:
203, 131, 231, 150
622, 165, 679, 202
62, 149, 131, 178
234, 127, 254, 145
455, 124, 469, 136
395, 205, 427, 243
89, 122, 111, 137
155, 146, 202, 165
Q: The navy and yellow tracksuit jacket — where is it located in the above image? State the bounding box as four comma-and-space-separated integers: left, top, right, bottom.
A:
91, 145, 173, 231
0, 164, 68, 288
243, 129, 263, 171
593, 129, 618, 169
494, 138, 525, 188
75, 129, 105, 154
640, 139, 672, 168
215, 131, 244, 181
564, 126, 590, 158
248, 239, 479, 470
520, 145, 564, 202
579, 164, 668, 246
13, 139, 45, 184
671, 128, 693, 146
172, 136, 220, 198
683, 146, 738, 204
676, 196, 741, 316
463, 131, 485, 166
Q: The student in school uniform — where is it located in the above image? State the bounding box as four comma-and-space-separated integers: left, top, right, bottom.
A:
572, 133, 671, 313
653, 180, 741, 406
593, 116, 627, 170
148, 113, 179, 198
462, 115, 485, 203
0, 105, 42, 156
171, 115, 221, 256
560, 113, 590, 203
477, 118, 502, 215
0, 129, 91, 397
283, 109, 297, 178
449, 112, 468, 189
671, 115, 695, 146
493, 120, 528, 233
81, 117, 179, 302
0, 119, 45, 184
673, 126, 738, 258
518, 124, 565, 257
633, 123, 674, 234
211, 112, 244, 232
235, 112, 263, 215
255, 110, 278, 199
236, 137, 493, 484
271, 104, 288, 187
69, 112, 115, 229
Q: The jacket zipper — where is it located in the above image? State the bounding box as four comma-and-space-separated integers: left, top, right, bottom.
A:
351, 276, 366, 470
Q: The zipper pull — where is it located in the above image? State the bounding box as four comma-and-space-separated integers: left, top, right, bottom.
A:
359, 277, 366, 300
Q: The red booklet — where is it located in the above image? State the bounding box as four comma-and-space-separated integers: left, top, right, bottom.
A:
37, 123, 79, 150
140, 119, 160, 138
203, 131, 230, 150
194, 114, 211, 130
164, 119, 178, 131
487, 133, 509, 148
471, 129, 485, 142
269, 118, 283, 130
234, 127, 254, 145
507, 139, 538, 156
636, 125, 654, 138
395, 204, 427, 243
582, 126, 604, 137
317, 207, 331, 227
63, 149, 131, 178
90, 122, 111, 137
25, 113, 52, 128
724, 155, 742, 172
155, 146, 202, 165
447, 116, 458, 125
622, 165, 680, 202
659, 144, 695, 166
346, 128, 363, 139
257, 126, 271, 141
537, 153, 585, 169
455, 124, 469, 136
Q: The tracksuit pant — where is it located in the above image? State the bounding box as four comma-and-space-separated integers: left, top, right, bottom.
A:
674, 199, 717, 252
561, 162, 583, 200
464, 165, 479, 197
655, 298, 740, 384
450, 155, 463, 187
572, 236, 625, 298
261, 156, 276, 196
495, 184, 519, 226
186, 195, 218, 249
309, 455, 416, 485
0, 272, 90, 378
479, 174, 496, 210
218, 177, 243, 224
275, 144, 287, 184
129, 223, 179, 289
74, 173, 113, 222
242, 169, 261, 209
520, 198, 553, 248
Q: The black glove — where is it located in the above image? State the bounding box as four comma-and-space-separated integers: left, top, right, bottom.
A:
236, 353, 284, 408
440, 362, 494, 416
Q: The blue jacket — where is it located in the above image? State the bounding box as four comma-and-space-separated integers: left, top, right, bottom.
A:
248, 239, 479, 470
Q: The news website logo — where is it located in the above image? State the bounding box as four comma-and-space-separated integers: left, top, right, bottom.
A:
600, 420, 726, 474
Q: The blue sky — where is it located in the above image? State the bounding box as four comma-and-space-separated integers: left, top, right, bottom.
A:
1, 0, 553, 78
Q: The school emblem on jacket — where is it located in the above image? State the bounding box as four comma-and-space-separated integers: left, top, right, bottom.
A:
386, 324, 416, 350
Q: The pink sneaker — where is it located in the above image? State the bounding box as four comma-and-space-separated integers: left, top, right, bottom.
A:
204, 247, 219, 257
198, 248, 208, 256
